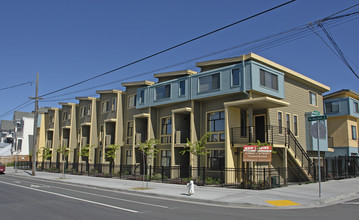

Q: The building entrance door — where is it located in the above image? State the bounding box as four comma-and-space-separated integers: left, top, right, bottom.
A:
254, 115, 266, 143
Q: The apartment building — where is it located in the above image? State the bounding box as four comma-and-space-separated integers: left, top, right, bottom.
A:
37, 53, 330, 183
324, 89, 359, 157
96, 90, 125, 167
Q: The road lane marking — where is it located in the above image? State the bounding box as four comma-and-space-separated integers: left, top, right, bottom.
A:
5, 175, 168, 209
266, 200, 300, 206
343, 202, 359, 205
0, 180, 139, 213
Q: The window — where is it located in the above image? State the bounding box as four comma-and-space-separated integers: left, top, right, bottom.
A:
260, 69, 278, 90
127, 121, 133, 144
139, 90, 145, 104
293, 115, 298, 136
309, 91, 317, 106
161, 117, 172, 143
207, 150, 224, 170
88, 104, 91, 116
99, 125, 104, 143
278, 112, 283, 134
128, 94, 136, 108
126, 150, 132, 165
286, 113, 290, 131
102, 101, 110, 113
325, 101, 339, 113
156, 84, 171, 100
80, 107, 87, 117
179, 80, 185, 96
232, 68, 240, 86
199, 73, 220, 92
112, 98, 117, 111
207, 111, 225, 142
352, 125, 357, 140
161, 150, 171, 167
17, 139, 22, 151
63, 112, 68, 121
354, 102, 359, 113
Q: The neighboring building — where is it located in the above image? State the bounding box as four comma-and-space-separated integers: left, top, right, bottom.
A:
324, 89, 359, 156
96, 90, 125, 169
1, 120, 14, 144
12, 111, 34, 161
76, 97, 99, 165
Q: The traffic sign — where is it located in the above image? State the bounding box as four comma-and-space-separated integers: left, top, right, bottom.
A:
308, 115, 327, 121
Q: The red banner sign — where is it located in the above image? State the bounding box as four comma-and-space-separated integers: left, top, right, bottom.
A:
243, 145, 272, 162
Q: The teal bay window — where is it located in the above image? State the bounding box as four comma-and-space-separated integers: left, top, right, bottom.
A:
260, 69, 278, 90
156, 84, 171, 100
199, 73, 220, 93
231, 68, 240, 87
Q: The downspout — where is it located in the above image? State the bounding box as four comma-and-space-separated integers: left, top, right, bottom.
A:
242, 54, 249, 97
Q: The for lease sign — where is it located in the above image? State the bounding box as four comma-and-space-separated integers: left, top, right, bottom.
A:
243, 145, 272, 162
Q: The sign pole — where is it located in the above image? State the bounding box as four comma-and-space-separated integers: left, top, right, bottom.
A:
317, 119, 321, 198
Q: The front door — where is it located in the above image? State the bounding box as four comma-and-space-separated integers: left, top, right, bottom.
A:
254, 115, 266, 143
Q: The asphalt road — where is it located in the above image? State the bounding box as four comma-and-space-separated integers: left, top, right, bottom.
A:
1, 174, 359, 220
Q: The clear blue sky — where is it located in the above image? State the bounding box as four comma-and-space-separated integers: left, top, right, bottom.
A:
1, 0, 358, 120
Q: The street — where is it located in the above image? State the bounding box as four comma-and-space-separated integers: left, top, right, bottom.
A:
1, 174, 359, 220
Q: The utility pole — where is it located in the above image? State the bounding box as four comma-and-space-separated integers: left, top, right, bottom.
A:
30, 73, 40, 176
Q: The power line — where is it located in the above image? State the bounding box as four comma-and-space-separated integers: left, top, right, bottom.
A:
38, 0, 296, 98
0, 100, 34, 119
42, 8, 359, 101
0, 81, 33, 91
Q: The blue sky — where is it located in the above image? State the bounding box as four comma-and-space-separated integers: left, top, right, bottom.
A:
1, 0, 358, 120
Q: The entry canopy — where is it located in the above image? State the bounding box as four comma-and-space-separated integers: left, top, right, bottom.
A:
224, 96, 290, 110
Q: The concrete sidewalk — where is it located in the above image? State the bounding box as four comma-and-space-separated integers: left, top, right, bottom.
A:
4, 167, 359, 209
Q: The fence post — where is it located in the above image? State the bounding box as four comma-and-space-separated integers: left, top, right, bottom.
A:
263, 168, 266, 189
149, 165, 152, 182
278, 167, 281, 187
203, 166, 206, 186
161, 166, 164, 183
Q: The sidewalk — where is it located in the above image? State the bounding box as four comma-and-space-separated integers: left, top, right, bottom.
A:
5, 167, 359, 209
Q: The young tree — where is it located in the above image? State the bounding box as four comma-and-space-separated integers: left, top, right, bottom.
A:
104, 144, 120, 176
78, 144, 93, 174
138, 139, 160, 188
180, 132, 211, 182
180, 132, 211, 167
56, 146, 70, 179
41, 147, 52, 169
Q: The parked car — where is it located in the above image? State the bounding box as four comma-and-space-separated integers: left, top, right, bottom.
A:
0, 163, 5, 174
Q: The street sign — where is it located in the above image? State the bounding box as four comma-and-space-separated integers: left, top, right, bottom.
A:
308, 115, 327, 121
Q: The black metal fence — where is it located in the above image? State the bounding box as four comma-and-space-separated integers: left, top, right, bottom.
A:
16, 156, 359, 190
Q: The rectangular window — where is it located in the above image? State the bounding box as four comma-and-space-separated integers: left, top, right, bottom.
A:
126, 121, 133, 144
207, 111, 225, 142
161, 117, 172, 143
126, 150, 132, 165
260, 69, 278, 90
278, 112, 283, 134
128, 94, 136, 108
199, 73, 220, 92
352, 125, 357, 140
139, 90, 145, 104
232, 68, 240, 86
17, 139, 22, 151
179, 80, 185, 96
293, 115, 298, 136
63, 112, 68, 121
88, 105, 91, 116
156, 84, 171, 100
354, 102, 359, 113
309, 91, 317, 106
161, 150, 171, 167
80, 107, 87, 117
325, 101, 339, 113
207, 150, 225, 170
112, 98, 117, 111
286, 113, 290, 131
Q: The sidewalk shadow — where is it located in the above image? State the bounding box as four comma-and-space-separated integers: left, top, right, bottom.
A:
180, 193, 192, 196
24, 171, 33, 176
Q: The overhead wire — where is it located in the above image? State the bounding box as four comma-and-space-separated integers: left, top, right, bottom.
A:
38, 0, 296, 98
0, 81, 33, 91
